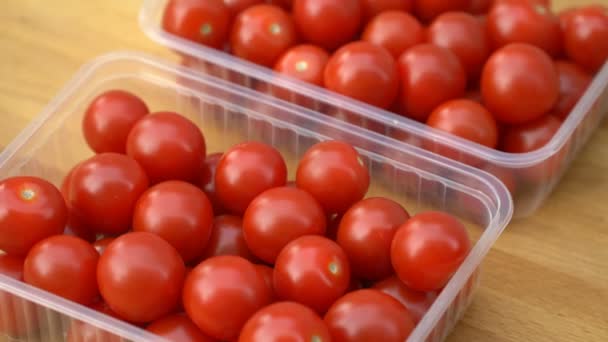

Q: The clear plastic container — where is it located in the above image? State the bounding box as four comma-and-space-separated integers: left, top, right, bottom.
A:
139, 0, 608, 217
0, 52, 512, 342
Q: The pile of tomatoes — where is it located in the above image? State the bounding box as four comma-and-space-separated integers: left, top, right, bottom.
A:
0, 90, 472, 341
162, 0, 608, 156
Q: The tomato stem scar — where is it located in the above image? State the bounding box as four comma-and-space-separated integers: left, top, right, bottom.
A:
200, 23, 212, 36
20, 188, 35, 201
311, 336, 322, 342
295, 60, 308, 72
328, 261, 339, 275
269, 23, 281, 35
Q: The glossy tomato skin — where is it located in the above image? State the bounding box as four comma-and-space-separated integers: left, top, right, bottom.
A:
183, 255, 271, 341
552, 61, 592, 120
127, 112, 206, 184
92, 237, 114, 255
362, 11, 424, 60
374, 276, 438, 323
239, 302, 331, 342
324, 41, 399, 109
274, 236, 350, 314
231, 4, 297, 67
133, 180, 213, 263
147, 313, 216, 342
337, 198, 410, 281
69, 153, 149, 235
562, 6, 608, 72
324, 289, 415, 342
414, 0, 471, 22
60, 163, 96, 243
243, 187, 326, 264
501, 115, 561, 153
24, 235, 99, 305
0, 254, 38, 337
200, 215, 257, 262
487, 0, 561, 57
481, 43, 559, 125
391, 211, 471, 291
0, 254, 24, 279
427, 99, 499, 148
361, 0, 413, 22
82, 90, 148, 154
296, 141, 370, 215
224, 0, 264, 17
162, 0, 231, 49
200, 153, 225, 215
0, 177, 67, 256
215, 141, 287, 215
427, 11, 490, 80
98, 232, 185, 323
398, 44, 467, 122
254, 264, 276, 301
274, 45, 330, 86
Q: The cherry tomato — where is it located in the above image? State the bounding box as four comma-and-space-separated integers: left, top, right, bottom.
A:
162, 0, 231, 49
562, 6, 608, 72
487, 0, 561, 56
98, 232, 185, 323
231, 4, 297, 67
373, 276, 438, 323
468, 0, 492, 14
92, 237, 114, 255
254, 264, 276, 301
274, 236, 350, 314
0, 254, 38, 338
200, 215, 257, 262
133, 181, 213, 263
127, 112, 206, 184
200, 153, 225, 215
224, 0, 264, 17
82, 90, 148, 154
267, 0, 293, 10
362, 11, 424, 60
398, 44, 467, 121
183, 255, 271, 341
215, 141, 287, 215
501, 114, 561, 153
147, 313, 216, 342
296, 141, 370, 215
324, 289, 415, 342
427, 12, 489, 80
552, 61, 592, 120
243, 187, 326, 264
0, 177, 67, 256
274, 45, 330, 86
391, 211, 471, 291
292, 0, 361, 51
481, 43, 559, 124
337, 198, 409, 281
427, 99, 499, 148
361, 0, 413, 22
239, 302, 331, 342
66, 302, 124, 342
0, 254, 24, 280
414, 0, 471, 22
60, 163, 96, 243
324, 41, 399, 109
69, 153, 148, 235
24, 235, 99, 305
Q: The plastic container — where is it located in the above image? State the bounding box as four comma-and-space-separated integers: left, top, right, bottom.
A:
0, 52, 512, 342
139, 0, 608, 217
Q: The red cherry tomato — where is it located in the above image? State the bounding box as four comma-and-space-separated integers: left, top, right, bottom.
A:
200, 215, 257, 263
414, 0, 471, 22
398, 44, 467, 122
147, 313, 216, 342
274, 45, 330, 86
200, 153, 225, 215
337, 198, 409, 281
562, 6, 608, 72
0, 255, 38, 337
224, 0, 264, 17
24, 235, 99, 305
468, 0, 492, 14
215, 141, 287, 215
427, 99, 499, 148
324, 41, 399, 109
239, 302, 331, 342
487, 0, 561, 57
127, 112, 206, 184
254, 264, 276, 301
274, 236, 350, 314
162, 0, 231, 49
133, 181, 213, 263
82, 90, 148, 154
183, 255, 271, 341
243, 187, 326, 264
92, 237, 114, 255
361, 0, 413, 23
391, 211, 471, 291
98, 232, 185, 323
552, 61, 592, 120
66, 302, 124, 342
481, 43, 559, 125
501, 115, 561, 153
0, 254, 24, 280
61, 163, 96, 243
296, 141, 370, 215
324, 289, 415, 342
231, 4, 297, 67
427, 12, 490, 80
69, 153, 148, 235
267, 0, 293, 10
373, 276, 438, 323
362, 11, 424, 60
0, 177, 67, 256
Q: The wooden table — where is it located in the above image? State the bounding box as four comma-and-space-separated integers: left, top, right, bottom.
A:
2, 1, 607, 341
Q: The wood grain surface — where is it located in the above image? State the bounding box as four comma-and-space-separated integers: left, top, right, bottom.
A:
1, 0, 607, 341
